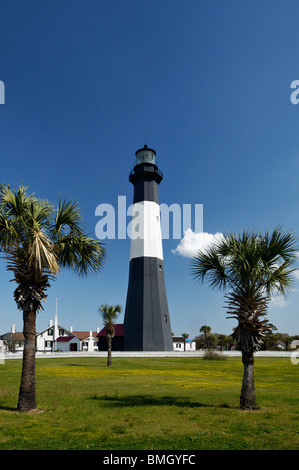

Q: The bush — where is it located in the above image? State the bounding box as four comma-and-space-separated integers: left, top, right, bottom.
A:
202, 349, 227, 360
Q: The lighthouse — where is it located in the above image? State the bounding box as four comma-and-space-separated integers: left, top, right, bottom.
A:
123, 145, 173, 351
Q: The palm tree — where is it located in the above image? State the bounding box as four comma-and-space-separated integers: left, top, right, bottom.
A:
200, 325, 211, 349
191, 228, 297, 410
0, 184, 106, 411
181, 333, 189, 351
99, 303, 122, 366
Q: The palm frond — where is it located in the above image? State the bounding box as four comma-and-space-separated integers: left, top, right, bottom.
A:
190, 245, 228, 290
51, 198, 84, 240
263, 261, 297, 296
260, 227, 298, 265
0, 184, 31, 218
28, 229, 60, 275
0, 212, 19, 249
56, 234, 106, 276
26, 197, 53, 229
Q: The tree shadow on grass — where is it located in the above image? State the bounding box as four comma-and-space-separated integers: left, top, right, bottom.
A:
0, 404, 17, 412
89, 394, 235, 410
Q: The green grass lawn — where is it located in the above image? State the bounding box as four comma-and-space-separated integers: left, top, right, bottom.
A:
0, 356, 298, 450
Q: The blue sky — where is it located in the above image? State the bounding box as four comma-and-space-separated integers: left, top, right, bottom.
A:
0, 0, 298, 338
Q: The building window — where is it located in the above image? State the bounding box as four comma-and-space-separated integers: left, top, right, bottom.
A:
45, 340, 52, 348
59, 329, 64, 336
48, 328, 53, 336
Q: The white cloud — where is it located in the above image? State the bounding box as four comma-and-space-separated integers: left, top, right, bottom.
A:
172, 229, 224, 258
270, 295, 288, 308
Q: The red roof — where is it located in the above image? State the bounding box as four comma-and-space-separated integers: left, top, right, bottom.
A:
73, 331, 98, 340
12, 332, 25, 341
97, 324, 124, 337
56, 335, 76, 342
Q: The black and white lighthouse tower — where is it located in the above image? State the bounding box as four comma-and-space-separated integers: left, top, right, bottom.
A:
123, 145, 173, 351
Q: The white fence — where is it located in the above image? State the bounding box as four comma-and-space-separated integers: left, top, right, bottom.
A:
0, 350, 295, 360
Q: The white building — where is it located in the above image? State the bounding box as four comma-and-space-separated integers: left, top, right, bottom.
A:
55, 335, 81, 352
0, 324, 25, 352
172, 336, 196, 351
35, 316, 100, 352
36, 315, 73, 352
75, 331, 99, 352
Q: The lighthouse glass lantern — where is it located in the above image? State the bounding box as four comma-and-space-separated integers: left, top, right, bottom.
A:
135, 146, 156, 165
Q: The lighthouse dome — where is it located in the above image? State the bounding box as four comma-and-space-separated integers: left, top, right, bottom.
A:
135, 145, 156, 165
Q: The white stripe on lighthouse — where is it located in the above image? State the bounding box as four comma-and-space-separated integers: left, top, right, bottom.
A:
129, 201, 163, 260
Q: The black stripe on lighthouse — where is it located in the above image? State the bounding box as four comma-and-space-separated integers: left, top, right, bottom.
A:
123, 146, 173, 351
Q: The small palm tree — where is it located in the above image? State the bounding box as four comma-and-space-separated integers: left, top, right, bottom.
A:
181, 333, 189, 351
0, 184, 106, 411
200, 325, 211, 349
99, 303, 122, 366
191, 228, 297, 410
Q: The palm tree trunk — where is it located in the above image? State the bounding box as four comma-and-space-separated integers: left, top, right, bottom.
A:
204, 333, 210, 349
17, 310, 37, 412
240, 351, 256, 410
107, 336, 112, 367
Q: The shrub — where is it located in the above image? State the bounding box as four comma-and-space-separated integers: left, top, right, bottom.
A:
203, 349, 227, 360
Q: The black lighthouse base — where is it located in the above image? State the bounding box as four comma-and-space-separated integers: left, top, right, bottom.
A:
123, 257, 173, 351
